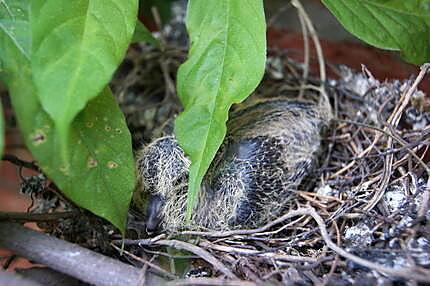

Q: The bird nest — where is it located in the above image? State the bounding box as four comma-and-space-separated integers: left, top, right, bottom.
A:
13, 13, 430, 286
105, 43, 430, 285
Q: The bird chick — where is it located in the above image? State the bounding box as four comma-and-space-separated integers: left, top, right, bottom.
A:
135, 97, 331, 232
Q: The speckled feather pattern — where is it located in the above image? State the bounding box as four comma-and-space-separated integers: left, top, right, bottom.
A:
136, 98, 331, 231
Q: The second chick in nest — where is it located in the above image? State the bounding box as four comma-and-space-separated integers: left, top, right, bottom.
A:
136, 96, 331, 232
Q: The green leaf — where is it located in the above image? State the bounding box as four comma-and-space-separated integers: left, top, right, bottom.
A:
132, 20, 160, 47
0, 0, 136, 232
0, 0, 29, 158
175, 0, 266, 221
0, 0, 30, 71
322, 0, 430, 64
30, 0, 138, 150
11, 79, 136, 232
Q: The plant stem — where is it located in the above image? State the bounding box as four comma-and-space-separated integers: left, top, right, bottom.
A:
0, 222, 165, 286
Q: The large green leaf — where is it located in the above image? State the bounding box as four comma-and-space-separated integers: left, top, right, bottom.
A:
0, 0, 136, 232
30, 0, 138, 150
0, 0, 30, 71
322, 0, 430, 64
12, 79, 136, 232
175, 0, 266, 221
0, 0, 30, 158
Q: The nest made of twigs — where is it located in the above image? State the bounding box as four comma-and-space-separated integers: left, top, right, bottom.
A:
16, 0, 429, 283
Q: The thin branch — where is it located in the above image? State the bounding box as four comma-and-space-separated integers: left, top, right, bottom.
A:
198, 240, 318, 263
365, 63, 430, 211
291, 0, 327, 100
0, 222, 165, 286
297, 11, 309, 98
1, 154, 40, 172
0, 211, 77, 222
166, 278, 258, 286
180, 208, 323, 238
110, 243, 177, 280
303, 208, 430, 282
182, 207, 430, 282
117, 239, 237, 279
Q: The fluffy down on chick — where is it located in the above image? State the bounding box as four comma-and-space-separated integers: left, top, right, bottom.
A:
135, 97, 331, 232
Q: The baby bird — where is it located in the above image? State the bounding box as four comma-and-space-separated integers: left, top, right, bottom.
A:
136, 97, 331, 232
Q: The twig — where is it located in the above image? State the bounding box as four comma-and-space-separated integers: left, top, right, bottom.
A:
267, 2, 292, 27
180, 208, 325, 238
301, 207, 430, 282
0, 211, 77, 222
110, 243, 177, 280
159, 59, 177, 99
297, 11, 309, 98
1, 154, 40, 172
151, 6, 167, 48
186, 207, 429, 282
321, 222, 340, 286
365, 64, 430, 211
198, 240, 318, 264
291, 0, 328, 106
337, 119, 430, 174
166, 278, 258, 286
331, 109, 430, 181
117, 239, 237, 279
2, 254, 17, 270
137, 255, 153, 286
0, 222, 165, 286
